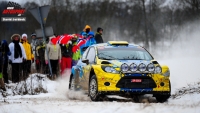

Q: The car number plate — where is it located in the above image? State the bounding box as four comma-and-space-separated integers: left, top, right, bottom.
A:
131, 79, 142, 82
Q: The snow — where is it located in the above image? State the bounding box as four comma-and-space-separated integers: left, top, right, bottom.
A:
1, 93, 200, 113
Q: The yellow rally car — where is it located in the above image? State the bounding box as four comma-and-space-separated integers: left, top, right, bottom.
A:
69, 41, 171, 102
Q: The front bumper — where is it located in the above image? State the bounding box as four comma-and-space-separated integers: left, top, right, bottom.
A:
96, 72, 170, 94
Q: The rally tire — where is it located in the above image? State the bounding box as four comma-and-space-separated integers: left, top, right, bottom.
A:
155, 81, 171, 103
155, 95, 170, 103
89, 75, 101, 101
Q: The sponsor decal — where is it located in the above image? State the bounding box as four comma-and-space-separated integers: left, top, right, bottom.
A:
131, 79, 142, 82
1, 1, 26, 22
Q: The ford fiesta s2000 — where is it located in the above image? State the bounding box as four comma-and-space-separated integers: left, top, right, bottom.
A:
69, 41, 171, 102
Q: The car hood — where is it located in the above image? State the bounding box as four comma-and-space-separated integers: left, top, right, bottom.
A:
104, 60, 152, 68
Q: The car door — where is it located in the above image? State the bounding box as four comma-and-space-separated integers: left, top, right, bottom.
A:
75, 47, 89, 90
80, 47, 96, 90
75, 47, 89, 78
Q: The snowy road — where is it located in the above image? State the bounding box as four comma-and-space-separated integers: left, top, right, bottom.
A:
1, 92, 200, 113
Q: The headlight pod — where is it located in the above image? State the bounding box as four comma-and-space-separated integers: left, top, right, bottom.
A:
130, 63, 137, 72
102, 66, 119, 73
138, 63, 146, 72
120, 63, 156, 73
121, 63, 129, 72
155, 66, 162, 73
147, 63, 155, 72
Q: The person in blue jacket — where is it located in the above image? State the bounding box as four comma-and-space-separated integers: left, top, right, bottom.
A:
80, 32, 96, 55
0, 40, 11, 90
1, 40, 11, 84
85, 32, 96, 46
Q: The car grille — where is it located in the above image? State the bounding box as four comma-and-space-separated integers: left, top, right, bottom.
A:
116, 76, 157, 89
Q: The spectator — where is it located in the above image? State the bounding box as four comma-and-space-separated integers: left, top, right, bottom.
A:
9, 34, 26, 83
30, 33, 37, 55
45, 36, 61, 80
35, 40, 46, 73
31, 32, 37, 47
95, 27, 104, 44
0, 41, 6, 91
1, 40, 11, 84
80, 25, 93, 36
80, 32, 96, 55
60, 37, 73, 76
71, 34, 81, 66
86, 32, 96, 46
21, 33, 34, 79
30, 33, 37, 70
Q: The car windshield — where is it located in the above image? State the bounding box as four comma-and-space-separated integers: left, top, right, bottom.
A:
97, 47, 153, 60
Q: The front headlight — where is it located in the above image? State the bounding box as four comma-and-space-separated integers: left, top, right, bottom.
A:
155, 66, 162, 73
147, 63, 155, 72
121, 63, 129, 72
130, 63, 137, 72
138, 63, 146, 72
102, 66, 119, 73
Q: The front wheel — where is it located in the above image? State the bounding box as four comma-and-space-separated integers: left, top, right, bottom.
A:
155, 81, 171, 103
89, 75, 101, 101
155, 95, 170, 103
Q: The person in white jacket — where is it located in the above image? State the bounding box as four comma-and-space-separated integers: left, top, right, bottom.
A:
45, 35, 61, 80
9, 34, 27, 83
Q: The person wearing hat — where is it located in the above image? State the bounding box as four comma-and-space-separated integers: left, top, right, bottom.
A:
21, 33, 34, 80
80, 25, 92, 36
9, 34, 27, 83
95, 27, 104, 44
31, 32, 37, 46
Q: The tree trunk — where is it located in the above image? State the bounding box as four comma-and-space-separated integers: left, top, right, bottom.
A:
142, 0, 149, 49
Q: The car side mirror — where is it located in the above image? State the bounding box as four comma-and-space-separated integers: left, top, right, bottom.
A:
82, 59, 89, 65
